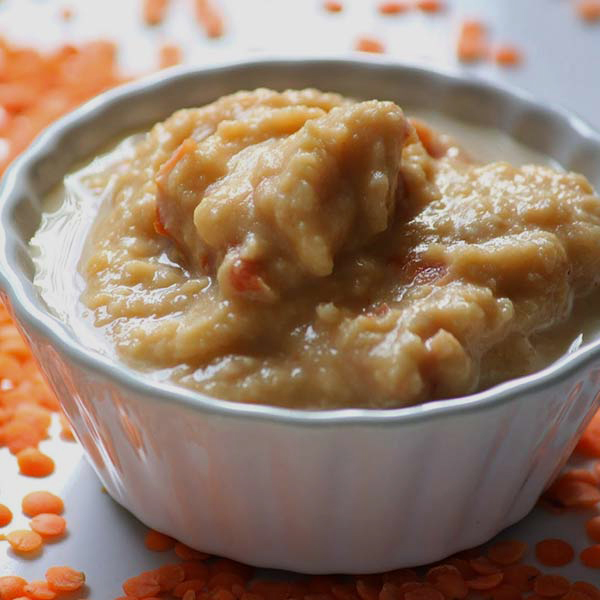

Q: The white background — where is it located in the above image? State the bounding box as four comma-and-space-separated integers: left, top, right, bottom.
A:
0, 0, 600, 596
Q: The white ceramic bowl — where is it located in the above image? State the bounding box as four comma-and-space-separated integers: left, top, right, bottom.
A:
1, 57, 600, 574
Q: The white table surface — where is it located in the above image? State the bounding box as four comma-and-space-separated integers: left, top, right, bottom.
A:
1, 0, 600, 596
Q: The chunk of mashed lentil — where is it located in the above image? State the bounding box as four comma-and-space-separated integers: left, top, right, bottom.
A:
79, 88, 600, 408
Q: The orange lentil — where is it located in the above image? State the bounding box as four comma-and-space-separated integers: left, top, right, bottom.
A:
159, 43, 182, 68
29, 513, 67, 538
154, 564, 185, 592
123, 571, 161, 598
22, 491, 64, 516
576, 411, 600, 457
489, 585, 524, 600
213, 590, 236, 600
209, 572, 246, 591
534, 575, 571, 597
487, 540, 528, 565
545, 478, 600, 508
559, 468, 599, 485
6, 529, 43, 553
0, 502, 13, 526
174, 579, 207, 596
577, 0, 600, 21
58, 412, 75, 441
404, 586, 444, 600
379, 582, 402, 600
467, 573, 504, 590
331, 582, 361, 600
144, 528, 176, 551
535, 538, 575, 567
181, 561, 209, 581
313, 584, 340, 599
354, 36, 385, 53
415, 0, 444, 13
573, 581, 600, 600
194, 0, 225, 37
0, 576, 27, 600
45, 567, 85, 592
580, 544, 600, 568
249, 580, 292, 600
143, 0, 169, 25
356, 579, 381, 600
457, 19, 488, 62
60, 6, 74, 20
174, 541, 210, 560
16, 447, 55, 477
378, 2, 410, 14
425, 565, 467, 599
563, 591, 597, 600
1, 418, 45, 454
383, 570, 419, 585
502, 564, 540, 592
209, 559, 253, 581
23, 580, 57, 600
469, 556, 501, 575
494, 45, 522, 67
445, 558, 476, 580
241, 594, 264, 600
586, 515, 600, 542
323, 0, 344, 12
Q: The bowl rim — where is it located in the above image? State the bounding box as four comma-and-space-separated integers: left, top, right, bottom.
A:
1, 54, 600, 426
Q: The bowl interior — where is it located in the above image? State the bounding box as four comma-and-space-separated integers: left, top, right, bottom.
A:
2, 58, 600, 421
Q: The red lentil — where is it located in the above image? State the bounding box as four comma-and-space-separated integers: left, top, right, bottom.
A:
355, 36, 386, 53
22, 491, 64, 516
544, 478, 600, 508
467, 573, 504, 590
457, 20, 488, 62
425, 565, 467, 599
144, 528, 176, 551
0, 576, 27, 600
576, 411, 600, 457
534, 574, 571, 597
23, 580, 57, 600
324, 0, 344, 12
494, 45, 522, 67
580, 545, 600, 568
6, 529, 43, 553
535, 538, 575, 567
415, 0, 444, 13
573, 582, 600, 600
487, 540, 528, 565
194, 0, 225, 37
502, 564, 540, 592
577, 0, 600, 21
0, 502, 13, 527
378, 2, 410, 14
143, 0, 169, 25
29, 514, 67, 538
16, 447, 55, 477
159, 43, 183, 68
45, 566, 85, 592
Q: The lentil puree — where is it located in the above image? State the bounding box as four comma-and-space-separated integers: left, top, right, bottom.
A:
32, 89, 600, 408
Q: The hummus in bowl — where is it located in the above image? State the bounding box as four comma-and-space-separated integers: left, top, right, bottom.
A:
31, 88, 600, 409
2, 59, 600, 571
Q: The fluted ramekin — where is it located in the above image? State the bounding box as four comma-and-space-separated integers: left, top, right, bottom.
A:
1, 58, 600, 574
